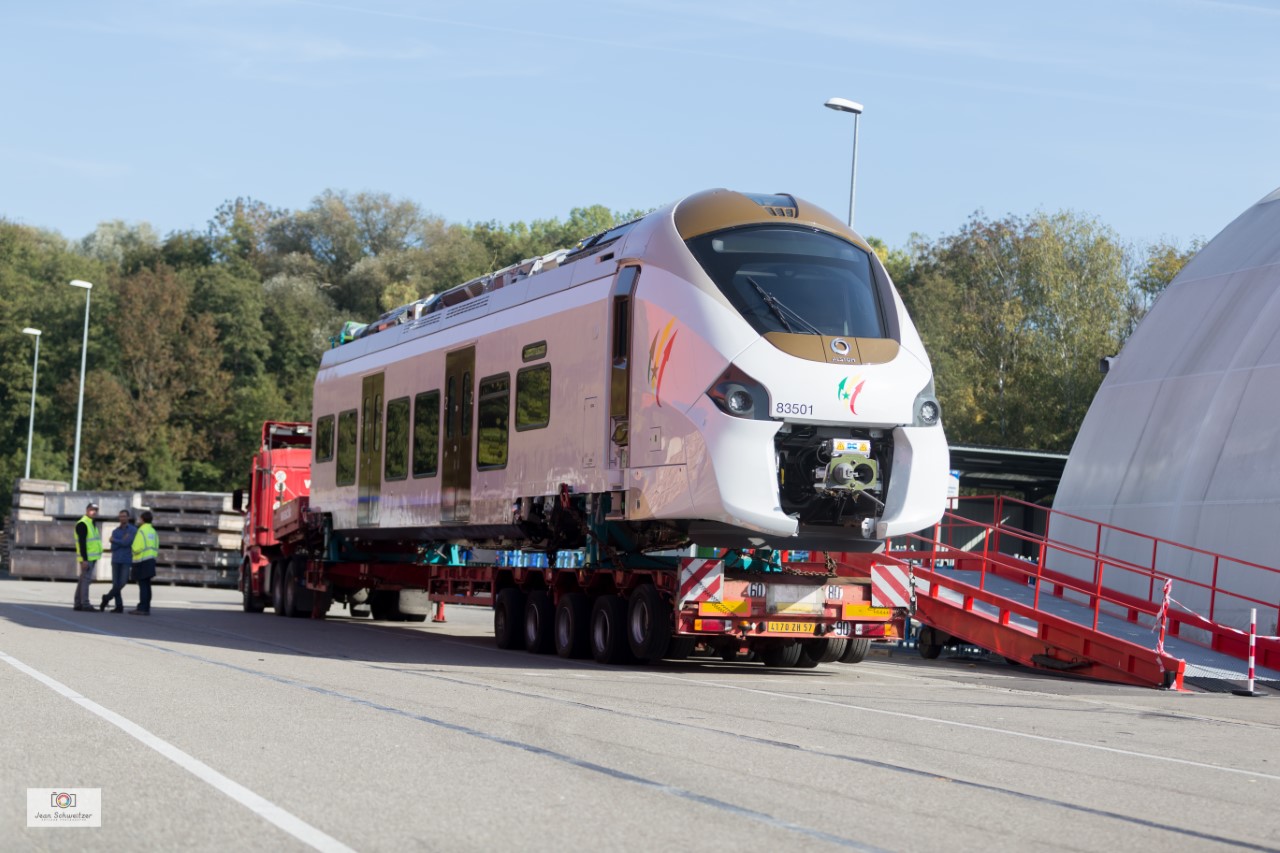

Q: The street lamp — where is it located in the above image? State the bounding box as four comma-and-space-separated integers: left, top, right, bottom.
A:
69, 279, 93, 490
824, 97, 864, 229
22, 327, 41, 480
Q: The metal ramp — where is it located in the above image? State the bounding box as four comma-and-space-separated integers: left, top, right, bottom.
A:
840, 496, 1280, 691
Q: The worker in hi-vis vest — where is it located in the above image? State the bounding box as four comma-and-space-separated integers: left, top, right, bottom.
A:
73, 502, 101, 611
130, 510, 160, 615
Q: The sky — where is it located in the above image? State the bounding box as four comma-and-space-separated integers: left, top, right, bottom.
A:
2, 0, 1278, 252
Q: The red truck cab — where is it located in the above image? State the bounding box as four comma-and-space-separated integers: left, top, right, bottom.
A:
235, 421, 312, 611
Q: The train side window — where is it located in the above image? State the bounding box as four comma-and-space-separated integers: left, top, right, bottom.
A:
315, 415, 335, 462
413, 390, 440, 478
476, 373, 510, 470
336, 409, 358, 485
384, 396, 410, 481
516, 364, 551, 431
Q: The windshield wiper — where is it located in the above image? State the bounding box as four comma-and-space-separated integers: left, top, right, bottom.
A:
745, 276, 823, 335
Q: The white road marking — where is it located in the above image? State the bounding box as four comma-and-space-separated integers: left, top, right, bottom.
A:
0, 649, 356, 853
647, 672, 1280, 782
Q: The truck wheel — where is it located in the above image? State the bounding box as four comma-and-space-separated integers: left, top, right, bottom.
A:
524, 590, 555, 654
841, 638, 872, 664
494, 588, 526, 650
591, 594, 631, 664
555, 592, 591, 659
627, 584, 671, 663
760, 642, 802, 667
241, 564, 264, 613
270, 560, 287, 616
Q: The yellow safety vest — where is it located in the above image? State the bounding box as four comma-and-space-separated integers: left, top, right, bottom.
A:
76, 515, 103, 562
132, 523, 159, 562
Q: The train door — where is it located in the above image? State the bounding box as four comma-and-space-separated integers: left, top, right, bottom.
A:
442, 347, 474, 523
608, 266, 640, 471
357, 373, 384, 527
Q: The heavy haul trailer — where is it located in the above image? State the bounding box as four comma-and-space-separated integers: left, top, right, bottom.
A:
238, 429, 897, 665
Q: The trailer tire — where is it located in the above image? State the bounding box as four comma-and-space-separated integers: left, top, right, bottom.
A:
494, 588, 526, 650
794, 641, 824, 668
627, 584, 671, 663
241, 564, 264, 613
370, 590, 402, 622
283, 557, 306, 618
555, 592, 591, 659
759, 642, 802, 667
591, 594, 631, 664
524, 590, 555, 654
270, 560, 286, 616
917, 627, 945, 660
840, 638, 872, 664
815, 638, 847, 663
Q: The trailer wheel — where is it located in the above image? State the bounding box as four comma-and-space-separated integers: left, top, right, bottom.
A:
917, 627, 945, 660
815, 638, 847, 663
590, 594, 631, 664
524, 590, 555, 654
370, 590, 401, 622
839, 638, 872, 664
759, 642, 802, 667
270, 560, 287, 617
627, 584, 671, 663
241, 563, 264, 613
283, 557, 306, 618
494, 588, 526, 650
794, 642, 823, 668
555, 592, 591, 659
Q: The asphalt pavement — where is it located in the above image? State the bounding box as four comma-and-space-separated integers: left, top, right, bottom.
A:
2, 576, 1277, 852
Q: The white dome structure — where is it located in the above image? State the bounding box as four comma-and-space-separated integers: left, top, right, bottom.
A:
1052, 186, 1280, 633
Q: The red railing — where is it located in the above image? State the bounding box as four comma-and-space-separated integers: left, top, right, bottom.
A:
918, 495, 1280, 669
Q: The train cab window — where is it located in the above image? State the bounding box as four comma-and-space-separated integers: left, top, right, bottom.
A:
685, 225, 887, 339
336, 409, 358, 485
516, 364, 551, 430
413, 390, 440, 478
315, 415, 335, 463
384, 396, 410, 481
476, 374, 510, 469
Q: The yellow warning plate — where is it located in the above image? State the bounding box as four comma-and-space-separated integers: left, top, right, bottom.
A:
766, 621, 816, 634
699, 600, 750, 616
842, 604, 894, 620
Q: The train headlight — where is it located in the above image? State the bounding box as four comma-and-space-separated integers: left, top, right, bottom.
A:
726, 389, 753, 415
708, 365, 771, 420
913, 381, 942, 427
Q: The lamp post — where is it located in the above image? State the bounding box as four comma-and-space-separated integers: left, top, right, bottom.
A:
69, 279, 93, 490
824, 97, 864, 229
22, 327, 41, 480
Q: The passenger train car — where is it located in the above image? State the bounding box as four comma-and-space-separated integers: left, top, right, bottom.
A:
308, 189, 950, 553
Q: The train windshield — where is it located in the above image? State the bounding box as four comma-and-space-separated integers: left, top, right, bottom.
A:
685, 226, 886, 338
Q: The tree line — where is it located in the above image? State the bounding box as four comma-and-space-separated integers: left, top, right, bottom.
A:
0, 191, 1197, 501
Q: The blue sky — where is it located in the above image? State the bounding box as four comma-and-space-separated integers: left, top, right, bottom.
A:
2, 0, 1277, 251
